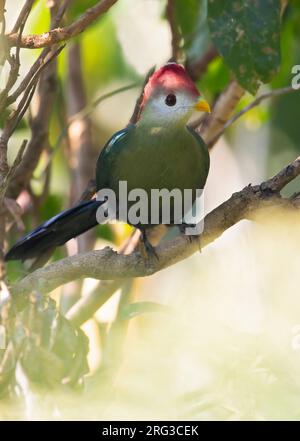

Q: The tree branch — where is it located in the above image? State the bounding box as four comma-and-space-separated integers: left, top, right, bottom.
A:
7, 0, 119, 49
166, 0, 181, 62
129, 67, 155, 125
10, 0, 35, 34
198, 80, 246, 146
11, 154, 300, 301
6, 47, 51, 105
66, 230, 141, 326
0, 0, 34, 112
3, 0, 67, 199
187, 46, 219, 81
207, 85, 300, 148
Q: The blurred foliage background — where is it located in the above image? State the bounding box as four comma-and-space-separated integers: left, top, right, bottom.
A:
1, 0, 300, 420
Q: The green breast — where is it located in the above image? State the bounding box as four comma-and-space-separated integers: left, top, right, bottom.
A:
96, 123, 209, 224
97, 125, 209, 192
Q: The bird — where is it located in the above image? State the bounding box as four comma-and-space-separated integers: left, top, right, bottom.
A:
5, 63, 210, 266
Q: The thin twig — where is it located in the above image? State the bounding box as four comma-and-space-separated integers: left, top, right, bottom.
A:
187, 46, 219, 81
4, 197, 24, 231
66, 280, 126, 326
198, 80, 246, 147
10, 0, 35, 34
6, 2, 62, 199
71, 82, 139, 124
7, 47, 51, 105
207, 86, 300, 148
2, 46, 65, 145
67, 229, 141, 326
4, 139, 28, 186
7, 0, 119, 48
53, 0, 72, 28
43, 82, 139, 175
166, 0, 181, 62
129, 67, 155, 124
0, 0, 34, 111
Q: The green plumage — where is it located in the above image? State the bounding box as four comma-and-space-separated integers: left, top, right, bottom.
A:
96, 123, 209, 225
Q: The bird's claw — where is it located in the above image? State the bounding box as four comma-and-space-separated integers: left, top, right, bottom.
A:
179, 223, 202, 253
140, 230, 159, 261
144, 240, 159, 261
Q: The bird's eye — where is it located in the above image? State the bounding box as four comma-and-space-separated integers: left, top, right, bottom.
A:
165, 94, 177, 106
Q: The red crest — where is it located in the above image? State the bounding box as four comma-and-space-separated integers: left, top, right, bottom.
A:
141, 63, 200, 109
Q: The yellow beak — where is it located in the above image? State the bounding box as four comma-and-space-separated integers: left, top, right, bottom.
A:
194, 97, 211, 113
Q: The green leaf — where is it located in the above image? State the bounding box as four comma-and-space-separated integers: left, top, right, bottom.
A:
121, 302, 171, 321
207, 0, 281, 94
173, 0, 209, 60
198, 57, 231, 96
173, 0, 206, 42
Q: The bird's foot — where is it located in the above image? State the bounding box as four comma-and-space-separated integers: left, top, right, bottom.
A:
259, 182, 276, 197
179, 223, 202, 253
140, 230, 159, 261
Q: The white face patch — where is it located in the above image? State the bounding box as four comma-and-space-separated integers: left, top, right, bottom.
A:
142, 91, 198, 126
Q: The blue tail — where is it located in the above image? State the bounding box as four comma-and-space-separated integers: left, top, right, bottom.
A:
5, 199, 102, 262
